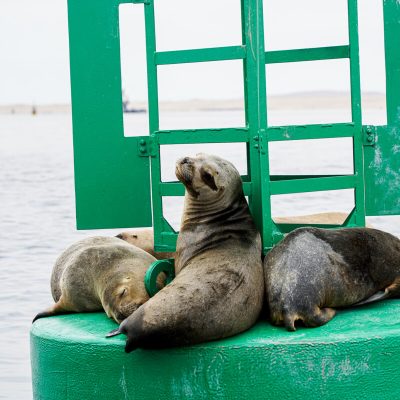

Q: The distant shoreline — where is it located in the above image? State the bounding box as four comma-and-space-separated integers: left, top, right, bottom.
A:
0, 92, 386, 115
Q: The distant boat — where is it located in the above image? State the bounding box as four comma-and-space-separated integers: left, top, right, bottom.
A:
122, 92, 146, 114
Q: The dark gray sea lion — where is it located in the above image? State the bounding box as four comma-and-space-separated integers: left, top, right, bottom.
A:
264, 227, 400, 331
115, 229, 175, 260
108, 154, 264, 351
33, 237, 164, 323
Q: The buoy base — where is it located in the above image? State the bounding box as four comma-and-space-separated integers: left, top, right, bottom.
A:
31, 300, 400, 399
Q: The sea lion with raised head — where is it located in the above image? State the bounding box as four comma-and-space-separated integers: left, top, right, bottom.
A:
264, 227, 400, 331
108, 154, 264, 351
33, 237, 164, 324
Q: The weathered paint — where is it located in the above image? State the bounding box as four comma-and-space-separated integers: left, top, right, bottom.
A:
31, 300, 400, 399
364, 0, 400, 215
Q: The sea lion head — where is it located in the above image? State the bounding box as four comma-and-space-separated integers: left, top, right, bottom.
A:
175, 153, 242, 205
102, 269, 150, 323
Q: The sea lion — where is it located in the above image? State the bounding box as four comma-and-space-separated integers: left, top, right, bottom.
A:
264, 227, 400, 331
33, 236, 164, 324
115, 213, 360, 261
108, 154, 264, 351
275, 212, 373, 227
115, 229, 175, 260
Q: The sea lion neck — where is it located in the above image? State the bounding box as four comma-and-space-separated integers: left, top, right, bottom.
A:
176, 191, 258, 272
181, 193, 227, 223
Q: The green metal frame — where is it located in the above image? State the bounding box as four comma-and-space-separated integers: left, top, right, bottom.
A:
67, 0, 400, 254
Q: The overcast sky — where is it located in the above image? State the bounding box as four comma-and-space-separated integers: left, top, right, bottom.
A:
0, 0, 387, 105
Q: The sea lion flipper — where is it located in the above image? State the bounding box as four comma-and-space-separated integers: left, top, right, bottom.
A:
106, 328, 122, 338
32, 300, 70, 323
355, 291, 388, 306
125, 335, 139, 353
305, 307, 336, 328
32, 310, 55, 323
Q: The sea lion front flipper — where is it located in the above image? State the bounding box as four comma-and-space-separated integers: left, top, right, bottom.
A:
355, 291, 388, 306
106, 328, 123, 338
356, 278, 400, 306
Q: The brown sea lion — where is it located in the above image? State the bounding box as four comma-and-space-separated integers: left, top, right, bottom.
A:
264, 227, 400, 331
108, 154, 264, 351
115, 229, 175, 260
275, 212, 373, 227
33, 237, 164, 324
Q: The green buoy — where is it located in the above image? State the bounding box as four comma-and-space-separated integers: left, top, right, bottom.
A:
31, 300, 400, 399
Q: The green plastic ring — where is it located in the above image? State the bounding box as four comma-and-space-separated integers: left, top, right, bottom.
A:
144, 259, 175, 297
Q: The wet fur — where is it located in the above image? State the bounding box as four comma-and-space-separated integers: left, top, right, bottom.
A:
116, 154, 264, 351
264, 227, 400, 331
33, 237, 162, 323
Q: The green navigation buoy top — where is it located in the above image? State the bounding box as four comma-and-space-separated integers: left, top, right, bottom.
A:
31, 300, 400, 400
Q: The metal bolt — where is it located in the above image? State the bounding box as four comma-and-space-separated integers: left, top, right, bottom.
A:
254, 144, 259, 149
367, 135, 374, 143
253, 136, 259, 141
140, 139, 146, 145
366, 127, 372, 134
139, 147, 146, 153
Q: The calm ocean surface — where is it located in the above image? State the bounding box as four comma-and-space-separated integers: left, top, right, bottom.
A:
1, 110, 399, 399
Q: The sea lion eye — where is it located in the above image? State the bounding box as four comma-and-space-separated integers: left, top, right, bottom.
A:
201, 169, 218, 191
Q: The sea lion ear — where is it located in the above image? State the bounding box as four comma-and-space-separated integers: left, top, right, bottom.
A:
200, 167, 218, 191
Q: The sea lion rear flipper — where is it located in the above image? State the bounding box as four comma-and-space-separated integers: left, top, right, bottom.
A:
355, 291, 388, 306
32, 298, 71, 323
33, 310, 56, 323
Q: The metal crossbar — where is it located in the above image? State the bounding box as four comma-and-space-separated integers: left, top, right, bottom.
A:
138, 0, 366, 253
67, 0, 400, 253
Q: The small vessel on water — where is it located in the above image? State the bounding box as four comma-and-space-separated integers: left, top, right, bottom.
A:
122, 90, 146, 114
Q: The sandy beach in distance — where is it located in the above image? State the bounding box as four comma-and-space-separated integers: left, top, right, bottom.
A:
0, 92, 386, 115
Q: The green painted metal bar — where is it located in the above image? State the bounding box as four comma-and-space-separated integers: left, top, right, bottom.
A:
144, 1, 164, 249
241, 0, 253, 214
269, 175, 356, 195
383, 0, 400, 125
160, 181, 252, 197
342, 207, 357, 226
267, 123, 355, 141
156, 128, 249, 144
119, 0, 149, 3
155, 46, 246, 65
265, 45, 349, 64
242, 0, 271, 249
159, 232, 178, 249
270, 174, 334, 181
364, 1, 400, 216
347, 0, 366, 228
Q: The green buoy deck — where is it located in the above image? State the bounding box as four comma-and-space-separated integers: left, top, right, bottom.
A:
31, 300, 400, 399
